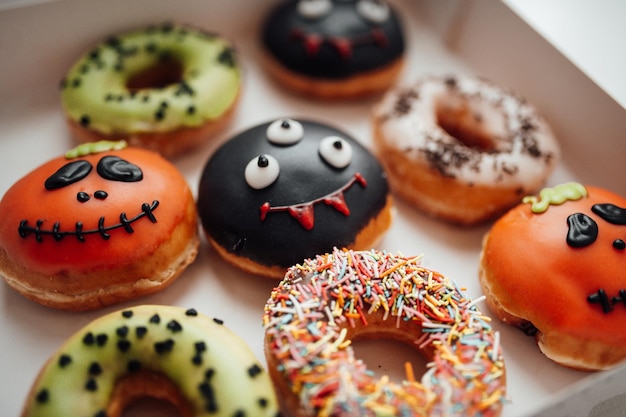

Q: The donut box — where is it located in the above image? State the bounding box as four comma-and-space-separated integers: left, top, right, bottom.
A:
0, 0, 625, 416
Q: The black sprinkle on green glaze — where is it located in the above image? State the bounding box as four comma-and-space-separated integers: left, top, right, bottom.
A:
58, 354, 72, 368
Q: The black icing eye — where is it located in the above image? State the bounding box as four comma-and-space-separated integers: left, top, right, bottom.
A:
319, 136, 353, 169
566, 213, 598, 248
97, 156, 143, 182
44, 160, 93, 190
356, 0, 390, 23
614, 239, 626, 250
297, 0, 332, 19
591, 203, 626, 225
266, 119, 304, 145
245, 154, 280, 189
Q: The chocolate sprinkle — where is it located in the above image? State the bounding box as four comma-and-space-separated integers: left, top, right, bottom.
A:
88, 362, 103, 376
247, 364, 262, 378
154, 339, 175, 354
166, 319, 183, 333
127, 359, 142, 373
58, 354, 72, 368
117, 340, 132, 353
135, 326, 148, 338
35, 389, 49, 403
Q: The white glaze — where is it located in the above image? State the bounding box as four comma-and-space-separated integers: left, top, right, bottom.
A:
373, 75, 560, 187
319, 136, 353, 168
245, 154, 280, 189
265, 118, 304, 145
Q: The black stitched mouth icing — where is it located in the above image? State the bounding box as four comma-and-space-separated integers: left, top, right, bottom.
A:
18, 200, 159, 242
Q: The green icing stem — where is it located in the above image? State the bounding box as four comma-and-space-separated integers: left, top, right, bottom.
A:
60, 24, 240, 135
522, 182, 588, 213
65, 140, 128, 159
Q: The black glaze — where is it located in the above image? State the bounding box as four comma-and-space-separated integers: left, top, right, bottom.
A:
566, 213, 598, 248
262, 0, 404, 79
197, 119, 389, 269
592, 203, 626, 225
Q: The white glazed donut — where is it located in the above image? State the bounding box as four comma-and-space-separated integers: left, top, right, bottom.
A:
372, 74, 560, 225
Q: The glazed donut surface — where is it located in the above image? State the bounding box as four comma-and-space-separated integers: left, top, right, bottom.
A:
0, 141, 198, 310
264, 248, 506, 416
197, 118, 392, 278
373, 74, 560, 225
22, 305, 279, 417
261, 0, 405, 98
61, 23, 241, 157
479, 182, 626, 370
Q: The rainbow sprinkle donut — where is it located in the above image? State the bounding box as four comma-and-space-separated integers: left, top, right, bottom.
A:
263, 248, 506, 416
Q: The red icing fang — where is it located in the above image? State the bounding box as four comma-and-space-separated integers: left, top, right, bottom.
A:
329, 38, 352, 59
260, 202, 271, 221
324, 191, 350, 216
288, 205, 315, 230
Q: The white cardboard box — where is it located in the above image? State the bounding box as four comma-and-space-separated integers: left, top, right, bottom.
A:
0, 1, 624, 416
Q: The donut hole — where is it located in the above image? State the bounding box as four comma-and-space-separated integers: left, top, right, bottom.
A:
110, 370, 192, 417
126, 59, 184, 90
122, 398, 185, 417
352, 337, 429, 382
435, 96, 499, 152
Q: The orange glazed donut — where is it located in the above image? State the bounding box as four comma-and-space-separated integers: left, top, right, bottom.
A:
479, 182, 626, 370
0, 141, 198, 311
264, 248, 506, 416
372, 74, 560, 225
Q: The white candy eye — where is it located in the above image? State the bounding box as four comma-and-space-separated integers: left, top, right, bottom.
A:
245, 154, 280, 189
297, 0, 332, 19
266, 119, 304, 145
356, 0, 390, 23
319, 136, 353, 169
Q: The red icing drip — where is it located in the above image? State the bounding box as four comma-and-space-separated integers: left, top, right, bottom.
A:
323, 191, 350, 216
370, 28, 389, 48
258, 173, 367, 229
328, 38, 352, 60
288, 205, 315, 230
260, 202, 271, 221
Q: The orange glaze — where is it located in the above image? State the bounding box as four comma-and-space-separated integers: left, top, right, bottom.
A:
482, 185, 626, 345
0, 147, 191, 276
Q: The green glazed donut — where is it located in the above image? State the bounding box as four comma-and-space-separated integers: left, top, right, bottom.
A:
60, 23, 241, 157
22, 305, 279, 417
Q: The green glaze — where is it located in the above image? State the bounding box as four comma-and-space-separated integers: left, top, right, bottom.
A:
24, 305, 278, 417
523, 182, 588, 213
65, 140, 128, 159
61, 24, 240, 135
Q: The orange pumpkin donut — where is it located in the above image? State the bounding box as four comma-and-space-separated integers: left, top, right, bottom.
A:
0, 141, 198, 311
479, 182, 626, 370
264, 248, 506, 416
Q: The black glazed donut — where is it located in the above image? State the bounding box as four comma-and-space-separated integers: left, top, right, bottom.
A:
197, 118, 393, 278
261, 0, 405, 98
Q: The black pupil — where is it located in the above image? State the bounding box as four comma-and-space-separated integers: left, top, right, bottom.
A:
257, 155, 269, 168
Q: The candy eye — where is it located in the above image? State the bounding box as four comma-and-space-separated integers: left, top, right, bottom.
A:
245, 154, 280, 189
97, 156, 143, 182
297, 0, 332, 19
319, 136, 353, 169
45, 160, 93, 190
356, 0, 390, 23
266, 119, 304, 145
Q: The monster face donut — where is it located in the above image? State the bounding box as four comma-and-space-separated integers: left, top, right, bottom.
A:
264, 248, 506, 416
61, 23, 241, 158
373, 74, 560, 225
0, 141, 198, 311
261, 0, 405, 99
22, 305, 280, 417
197, 118, 393, 278
479, 182, 626, 370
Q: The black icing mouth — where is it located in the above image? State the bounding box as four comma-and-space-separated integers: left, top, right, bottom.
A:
18, 200, 159, 242
259, 173, 366, 230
